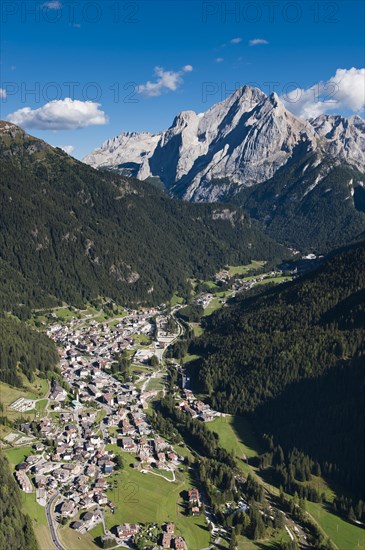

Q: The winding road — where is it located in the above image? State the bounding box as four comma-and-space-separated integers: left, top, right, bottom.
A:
46, 492, 66, 550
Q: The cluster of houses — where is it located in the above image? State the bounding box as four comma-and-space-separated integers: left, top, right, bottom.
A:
103, 523, 187, 549
232, 270, 288, 295
195, 294, 213, 309
161, 523, 187, 549
47, 309, 157, 367
14, 468, 33, 493
134, 314, 180, 365
177, 389, 219, 422
122, 433, 180, 472
16, 407, 118, 515
215, 270, 231, 284
71, 508, 103, 534
187, 488, 202, 516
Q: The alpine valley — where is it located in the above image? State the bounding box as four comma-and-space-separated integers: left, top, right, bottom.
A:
2, 2, 365, 548
1, 94, 365, 550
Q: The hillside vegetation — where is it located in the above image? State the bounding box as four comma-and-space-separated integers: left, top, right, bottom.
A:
194, 241, 365, 498
233, 155, 365, 253
0, 453, 38, 549
0, 121, 286, 313
0, 315, 59, 386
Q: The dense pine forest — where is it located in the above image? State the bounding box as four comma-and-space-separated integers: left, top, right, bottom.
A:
0, 454, 38, 549
193, 241, 365, 499
0, 315, 59, 386
0, 121, 286, 314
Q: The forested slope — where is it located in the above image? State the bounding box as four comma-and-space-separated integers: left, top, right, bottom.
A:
0, 454, 38, 549
232, 156, 365, 253
194, 241, 365, 497
0, 315, 59, 386
0, 121, 286, 313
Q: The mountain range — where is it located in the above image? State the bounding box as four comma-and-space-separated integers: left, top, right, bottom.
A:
84, 86, 365, 252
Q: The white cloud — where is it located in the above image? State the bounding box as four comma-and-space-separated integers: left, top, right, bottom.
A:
7, 98, 109, 130
249, 38, 269, 46
137, 65, 193, 97
215, 57, 224, 63
281, 67, 365, 119
0, 88, 6, 99
230, 37, 242, 44
60, 145, 75, 154
43, 1, 62, 9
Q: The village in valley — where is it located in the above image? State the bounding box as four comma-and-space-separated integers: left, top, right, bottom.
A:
3, 301, 221, 550
1, 263, 297, 550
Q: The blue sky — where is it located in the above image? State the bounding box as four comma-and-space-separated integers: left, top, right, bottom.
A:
1, 0, 364, 159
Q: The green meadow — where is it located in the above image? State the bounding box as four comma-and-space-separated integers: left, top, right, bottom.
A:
206, 415, 262, 460
105, 450, 211, 550
307, 501, 365, 550
227, 261, 266, 276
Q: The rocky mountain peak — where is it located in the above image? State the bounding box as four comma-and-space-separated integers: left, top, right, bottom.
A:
171, 110, 199, 128
83, 85, 364, 201
311, 113, 365, 167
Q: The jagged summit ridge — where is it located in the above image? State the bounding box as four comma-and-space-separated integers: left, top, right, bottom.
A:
83, 85, 365, 200
310, 114, 365, 168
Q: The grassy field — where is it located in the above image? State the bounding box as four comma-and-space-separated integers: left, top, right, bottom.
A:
206, 415, 262, 460
205, 416, 364, 550
150, 467, 175, 481
202, 296, 226, 317
58, 524, 98, 550
204, 280, 220, 291
4, 445, 34, 467
21, 492, 48, 524
105, 451, 211, 550
171, 293, 185, 306
237, 527, 290, 549
182, 352, 201, 364
35, 398, 48, 415
89, 523, 104, 539
227, 261, 266, 276
307, 501, 365, 550
256, 275, 293, 286
173, 443, 195, 461
0, 376, 48, 402
145, 375, 165, 392
190, 323, 204, 337
29, 302, 129, 329
0, 377, 49, 421
33, 524, 57, 550
133, 333, 152, 345
53, 306, 76, 322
